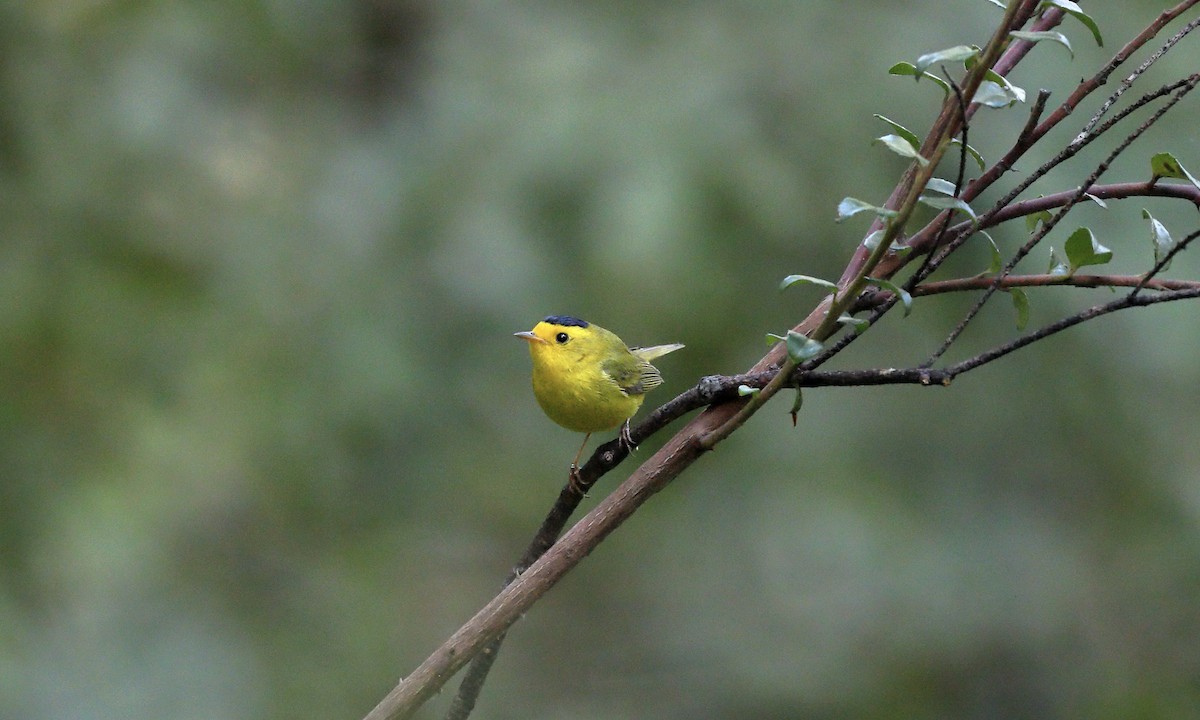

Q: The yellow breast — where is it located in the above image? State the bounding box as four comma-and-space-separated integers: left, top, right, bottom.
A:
530, 357, 644, 433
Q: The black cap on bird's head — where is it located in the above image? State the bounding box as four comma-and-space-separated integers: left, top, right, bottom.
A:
543, 315, 589, 328
515, 315, 591, 346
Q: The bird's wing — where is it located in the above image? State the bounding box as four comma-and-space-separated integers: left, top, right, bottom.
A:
602, 354, 663, 396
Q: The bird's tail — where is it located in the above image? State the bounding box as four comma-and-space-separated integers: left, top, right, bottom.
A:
631, 343, 684, 361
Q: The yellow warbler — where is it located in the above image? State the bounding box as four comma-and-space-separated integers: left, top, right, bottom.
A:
515, 315, 684, 476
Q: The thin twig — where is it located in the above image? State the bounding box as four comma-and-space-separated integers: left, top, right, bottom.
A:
920, 0, 1200, 232
912, 273, 1200, 296
910, 76, 1200, 265
1073, 12, 1200, 145
1032, 0, 1200, 152
1014, 89, 1051, 149
931, 286, 1200, 378
920, 74, 1199, 367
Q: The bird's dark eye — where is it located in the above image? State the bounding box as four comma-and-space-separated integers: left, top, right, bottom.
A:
555, 332, 569, 344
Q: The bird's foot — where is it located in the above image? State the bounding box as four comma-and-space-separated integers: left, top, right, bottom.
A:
618, 420, 637, 454
568, 464, 588, 497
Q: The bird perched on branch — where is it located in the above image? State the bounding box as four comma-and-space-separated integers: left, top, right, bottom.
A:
515, 315, 683, 486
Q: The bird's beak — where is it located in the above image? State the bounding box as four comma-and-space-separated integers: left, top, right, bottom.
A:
513, 330, 548, 344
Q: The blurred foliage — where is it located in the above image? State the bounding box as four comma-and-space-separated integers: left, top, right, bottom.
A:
2, 1, 1199, 719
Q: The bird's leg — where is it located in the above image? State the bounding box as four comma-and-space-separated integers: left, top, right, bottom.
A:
570, 433, 591, 471
568, 433, 591, 495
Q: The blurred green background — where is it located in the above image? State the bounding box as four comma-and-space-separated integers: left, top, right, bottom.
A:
3, 2, 1200, 718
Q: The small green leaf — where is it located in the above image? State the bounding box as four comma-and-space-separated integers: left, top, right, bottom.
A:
1150, 152, 1200, 191
982, 69, 1027, 102
737, 384, 760, 397
1149, 152, 1181, 178
969, 69, 1027, 109
837, 197, 875, 221
765, 332, 786, 346
980, 230, 1002, 274
1064, 227, 1112, 272
862, 230, 911, 257
1026, 207, 1052, 233
951, 139, 987, 171
1042, 0, 1103, 47
915, 45, 980, 75
919, 194, 978, 219
865, 277, 913, 317
889, 62, 952, 94
1008, 288, 1030, 331
785, 331, 824, 364
981, 0, 1006, 7
837, 197, 897, 223
972, 81, 1013, 108
1010, 30, 1073, 58
1047, 247, 1071, 277
874, 134, 929, 166
1084, 193, 1107, 208
973, 79, 1021, 108
873, 115, 921, 150
780, 274, 839, 293
836, 314, 870, 333
1141, 208, 1175, 268
924, 177, 958, 196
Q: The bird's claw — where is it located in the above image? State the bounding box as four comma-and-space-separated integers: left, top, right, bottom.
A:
568, 465, 588, 497
618, 421, 637, 453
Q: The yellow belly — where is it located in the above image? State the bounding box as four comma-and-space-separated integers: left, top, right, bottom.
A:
531, 366, 643, 433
